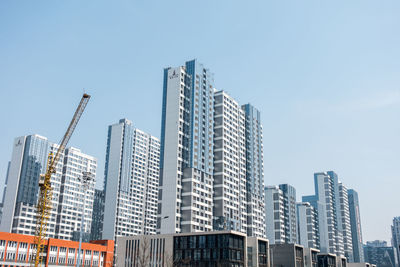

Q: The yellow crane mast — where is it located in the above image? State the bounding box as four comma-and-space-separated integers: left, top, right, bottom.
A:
33, 93, 91, 267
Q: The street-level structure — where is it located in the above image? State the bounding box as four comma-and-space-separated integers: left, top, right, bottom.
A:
116, 230, 269, 267
0, 231, 113, 267
270, 243, 305, 267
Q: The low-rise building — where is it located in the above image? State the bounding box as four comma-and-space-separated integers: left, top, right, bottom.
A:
116, 230, 269, 267
247, 236, 269, 267
347, 263, 377, 267
338, 255, 348, 267
0, 231, 114, 266
270, 243, 304, 267
304, 247, 319, 267
318, 253, 337, 267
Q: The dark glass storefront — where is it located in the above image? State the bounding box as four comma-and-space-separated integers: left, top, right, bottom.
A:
258, 240, 268, 267
173, 233, 245, 267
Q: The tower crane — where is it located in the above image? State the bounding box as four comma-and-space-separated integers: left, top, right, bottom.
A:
33, 93, 91, 267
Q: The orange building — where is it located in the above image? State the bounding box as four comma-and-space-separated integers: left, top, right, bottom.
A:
0, 232, 113, 267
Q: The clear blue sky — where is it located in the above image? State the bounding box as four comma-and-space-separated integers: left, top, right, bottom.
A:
0, 0, 399, 242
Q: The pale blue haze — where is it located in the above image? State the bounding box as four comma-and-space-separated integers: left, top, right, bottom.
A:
0, 0, 399, 242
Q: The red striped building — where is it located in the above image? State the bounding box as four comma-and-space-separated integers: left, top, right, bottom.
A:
0, 232, 113, 267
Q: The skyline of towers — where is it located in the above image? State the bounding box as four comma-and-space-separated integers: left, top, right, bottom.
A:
102, 119, 160, 240
0, 134, 97, 241
0, 59, 375, 266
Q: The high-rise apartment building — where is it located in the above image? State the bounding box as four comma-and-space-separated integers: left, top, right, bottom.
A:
242, 104, 265, 238
280, 184, 297, 243
348, 189, 364, 262
338, 182, 353, 262
265, 185, 285, 244
213, 90, 247, 234
297, 202, 320, 249
158, 60, 215, 234
303, 171, 345, 257
158, 60, 265, 237
364, 240, 398, 267
264, 184, 296, 244
56, 147, 97, 240
0, 135, 97, 241
392, 217, 400, 265
102, 119, 160, 240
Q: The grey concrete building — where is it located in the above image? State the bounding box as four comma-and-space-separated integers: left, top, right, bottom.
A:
304, 247, 319, 267
270, 243, 305, 267
317, 253, 337, 267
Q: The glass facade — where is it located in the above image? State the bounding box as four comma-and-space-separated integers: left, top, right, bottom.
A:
173, 234, 245, 267
257, 240, 268, 267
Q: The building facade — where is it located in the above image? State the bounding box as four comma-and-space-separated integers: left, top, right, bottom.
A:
264, 184, 297, 244
348, 189, 364, 263
158, 60, 265, 237
265, 186, 285, 244
213, 90, 247, 234
56, 147, 97, 241
0, 135, 97, 241
303, 171, 345, 257
304, 247, 319, 267
279, 184, 297, 244
158, 60, 215, 234
338, 183, 353, 262
297, 202, 320, 249
364, 240, 398, 267
116, 231, 269, 267
91, 189, 105, 241
242, 104, 265, 238
392, 217, 400, 266
270, 243, 305, 267
0, 231, 113, 267
102, 119, 160, 240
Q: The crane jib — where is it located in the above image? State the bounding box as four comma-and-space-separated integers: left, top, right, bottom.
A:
33, 93, 91, 267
